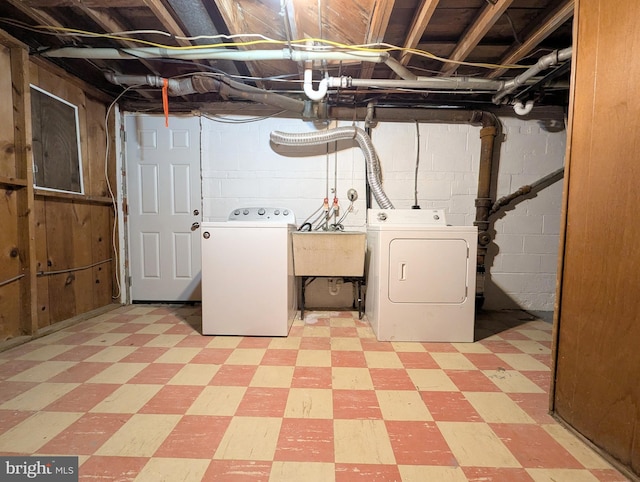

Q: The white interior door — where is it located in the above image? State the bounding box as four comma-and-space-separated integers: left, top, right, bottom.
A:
125, 114, 202, 301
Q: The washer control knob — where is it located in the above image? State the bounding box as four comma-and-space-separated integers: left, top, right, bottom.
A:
233, 209, 240, 216
433, 214, 440, 220
283, 209, 289, 216
243, 209, 249, 215
258, 208, 266, 215
203, 232, 210, 239
377, 212, 387, 221
274, 209, 280, 215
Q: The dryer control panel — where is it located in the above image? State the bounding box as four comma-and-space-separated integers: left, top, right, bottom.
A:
367, 209, 447, 226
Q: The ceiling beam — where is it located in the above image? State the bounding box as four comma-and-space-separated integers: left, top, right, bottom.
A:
360, 0, 396, 79
5, 0, 79, 41
3, 0, 154, 98
22, 0, 146, 6
78, 6, 163, 76
487, 0, 574, 79
164, 0, 241, 76
141, 0, 192, 47
211, 0, 267, 86
439, 0, 514, 77
398, 0, 439, 67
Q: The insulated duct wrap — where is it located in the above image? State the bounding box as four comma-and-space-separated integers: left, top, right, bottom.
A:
270, 127, 394, 209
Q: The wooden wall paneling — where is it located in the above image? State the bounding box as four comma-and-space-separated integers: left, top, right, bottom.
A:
85, 97, 108, 197
29, 61, 39, 86
0, 32, 117, 340
0, 45, 15, 179
91, 204, 113, 307
10, 45, 38, 336
0, 187, 21, 340
30, 61, 116, 324
74, 201, 101, 314
553, 0, 640, 476
29, 57, 112, 106
34, 198, 50, 328
44, 199, 94, 323
0, 41, 21, 340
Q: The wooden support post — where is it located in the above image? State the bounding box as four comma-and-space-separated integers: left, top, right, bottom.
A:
10, 46, 39, 335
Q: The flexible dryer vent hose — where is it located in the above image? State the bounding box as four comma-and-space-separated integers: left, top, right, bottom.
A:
270, 126, 394, 209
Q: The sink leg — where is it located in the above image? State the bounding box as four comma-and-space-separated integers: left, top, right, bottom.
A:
300, 276, 306, 320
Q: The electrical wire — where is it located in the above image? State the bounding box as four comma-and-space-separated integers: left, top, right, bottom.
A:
104, 86, 137, 300
0, 17, 535, 71
201, 112, 286, 123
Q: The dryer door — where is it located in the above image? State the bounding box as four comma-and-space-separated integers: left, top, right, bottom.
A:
388, 238, 469, 303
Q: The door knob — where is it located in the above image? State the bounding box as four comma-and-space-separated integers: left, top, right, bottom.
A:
191, 222, 200, 231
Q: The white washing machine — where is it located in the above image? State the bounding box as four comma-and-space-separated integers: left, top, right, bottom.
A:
365, 209, 477, 342
201, 207, 297, 336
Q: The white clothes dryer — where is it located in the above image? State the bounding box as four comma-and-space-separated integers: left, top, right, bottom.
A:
201, 207, 297, 336
365, 209, 477, 342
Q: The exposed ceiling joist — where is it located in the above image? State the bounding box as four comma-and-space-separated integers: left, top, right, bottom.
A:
6, 0, 76, 42
141, 0, 192, 47
78, 6, 158, 73
488, 0, 574, 79
164, 0, 241, 76
211, 0, 266, 87
360, 0, 396, 79
439, 0, 514, 77
0, 0, 574, 110
20, 0, 145, 6
398, 0, 439, 67
3, 0, 159, 97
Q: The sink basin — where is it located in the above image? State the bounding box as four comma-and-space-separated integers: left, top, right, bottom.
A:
292, 231, 366, 277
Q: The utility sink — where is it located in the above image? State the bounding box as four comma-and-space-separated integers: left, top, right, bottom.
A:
292, 231, 366, 277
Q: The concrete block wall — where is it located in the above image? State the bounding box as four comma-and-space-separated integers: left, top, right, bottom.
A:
201, 111, 566, 311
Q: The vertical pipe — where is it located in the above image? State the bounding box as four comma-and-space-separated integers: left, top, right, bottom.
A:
474, 124, 498, 309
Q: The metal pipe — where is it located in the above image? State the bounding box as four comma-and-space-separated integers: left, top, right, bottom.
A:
474, 121, 499, 309
344, 76, 504, 91
493, 47, 572, 104
325, 107, 487, 124
42, 47, 389, 63
105, 73, 308, 115
384, 57, 418, 80
489, 167, 565, 216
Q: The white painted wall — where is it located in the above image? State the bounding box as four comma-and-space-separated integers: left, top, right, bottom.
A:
200, 112, 566, 311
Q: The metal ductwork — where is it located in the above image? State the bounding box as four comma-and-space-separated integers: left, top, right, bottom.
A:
105, 73, 311, 117
270, 126, 394, 210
